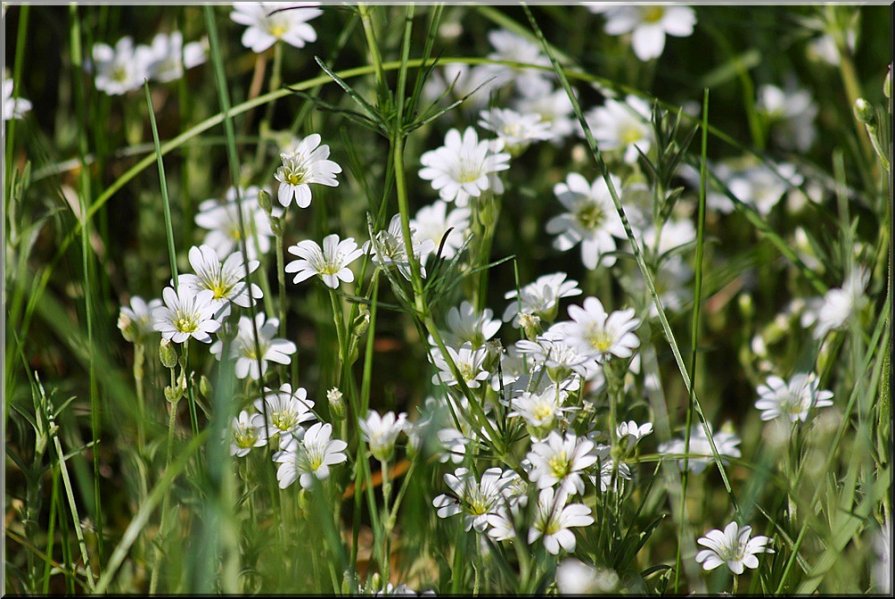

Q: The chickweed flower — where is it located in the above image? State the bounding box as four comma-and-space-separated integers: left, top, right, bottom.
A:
410, 200, 471, 261
527, 432, 597, 496
695, 522, 773, 575
430, 343, 490, 389
275, 422, 347, 489
230, 2, 322, 53
195, 187, 273, 260
557, 297, 641, 362
366, 214, 435, 280
442, 301, 501, 348
229, 410, 267, 457
547, 173, 626, 269
584, 96, 653, 164
801, 268, 868, 340
616, 420, 654, 450
180, 244, 262, 319
659, 424, 742, 474
419, 127, 510, 207
118, 296, 162, 343
509, 387, 569, 435
757, 83, 818, 152
433, 467, 515, 533
755, 373, 833, 423
285, 234, 363, 289
512, 78, 576, 144
359, 410, 407, 462
528, 487, 594, 555
556, 559, 620, 594
274, 133, 341, 209
211, 313, 296, 380
256, 384, 315, 440
478, 108, 552, 155
503, 272, 582, 327
2, 79, 31, 121
153, 285, 221, 344
593, 5, 696, 61
91, 37, 151, 95
145, 32, 206, 83
485, 29, 551, 92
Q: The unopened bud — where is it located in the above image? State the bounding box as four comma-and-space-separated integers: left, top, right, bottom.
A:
199, 375, 212, 399
327, 387, 345, 421
738, 293, 754, 321
885, 66, 891, 99
118, 312, 136, 343
164, 385, 182, 403
258, 188, 272, 214
270, 215, 284, 236
854, 98, 875, 125
352, 305, 370, 338
519, 312, 542, 340
159, 339, 178, 369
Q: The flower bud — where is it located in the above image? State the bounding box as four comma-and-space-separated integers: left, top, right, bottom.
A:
352, 305, 370, 338
258, 188, 272, 214
118, 312, 136, 343
199, 375, 212, 399
159, 339, 178, 369
737, 293, 754, 321
327, 387, 345, 421
885, 66, 891, 99
519, 312, 542, 340
854, 98, 875, 125
164, 384, 182, 403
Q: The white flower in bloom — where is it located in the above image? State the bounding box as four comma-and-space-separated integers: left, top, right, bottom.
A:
485, 506, 517, 542
411, 200, 471, 261
366, 214, 435, 280
726, 163, 804, 217
195, 187, 273, 260
441, 301, 501, 348
422, 63, 503, 111
430, 343, 490, 389
437, 427, 470, 464
616, 420, 654, 450
595, 5, 696, 61
274, 133, 341, 209
118, 296, 162, 343
757, 83, 818, 152
516, 331, 600, 386
696, 522, 773, 575
557, 297, 640, 362
360, 410, 407, 462
230, 2, 322, 53
478, 108, 552, 155
584, 95, 652, 164
547, 173, 626, 269
509, 387, 569, 432
255, 384, 315, 440
755, 373, 834, 423
211, 313, 296, 380
2, 79, 31, 121
153, 285, 220, 344
275, 422, 347, 489
229, 410, 267, 457
512, 78, 576, 144
91, 37, 152, 95
485, 29, 551, 92
590, 443, 633, 492
432, 467, 515, 532
503, 272, 582, 326
145, 32, 206, 83
556, 559, 620, 594
529, 487, 594, 555
801, 268, 869, 340
285, 234, 364, 289
659, 424, 742, 474
527, 432, 597, 496
419, 127, 510, 207
179, 245, 262, 319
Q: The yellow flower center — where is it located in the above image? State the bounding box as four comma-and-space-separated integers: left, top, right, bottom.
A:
642, 6, 665, 23
235, 428, 258, 449
620, 125, 643, 145
588, 330, 614, 353
532, 402, 554, 422
576, 203, 605, 230
268, 22, 288, 38
548, 451, 570, 479
175, 314, 198, 333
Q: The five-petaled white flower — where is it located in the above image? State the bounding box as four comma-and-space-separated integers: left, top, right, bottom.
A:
432, 467, 515, 533
285, 234, 364, 289
547, 173, 626, 269
658, 424, 742, 474
275, 422, 348, 489
2, 79, 31, 121
584, 95, 653, 164
118, 296, 162, 343
593, 5, 696, 61
757, 83, 818, 152
755, 373, 833, 423
503, 272, 582, 326
695, 522, 773, 574
359, 410, 407, 462
512, 78, 577, 144
91, 37, 151, 95
557, 297, 641, 362
478, 108, 552, 155
195, 187, 273, 260
509, 387, 570, 433
230, 2, 322, 53
274, 133, 341, 209
211, 312, 296, 380
255, 384, 316, 440
153, 285, 221, 344
485, 29, 552, 92
801, 268, 868, 340
527, 432, 597, 496
430, 343, 490, 389
365, 214, 435, 280
410, 200, 471, 261
229, 410, 267, 457
419, 127, 510, 207
144, 32, 206, 83
441, 301, 501, 348
180, 244, 262, 320
528, 487, 594, 555
616, 420, 654, 450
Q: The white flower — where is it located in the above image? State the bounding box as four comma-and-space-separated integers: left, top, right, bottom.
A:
485, 506, 517, 542
419, 127, 511, 207
527, 432, 597, 496
430, 343, 490, 389
91, 37, 152, 95
485, 29, 551, 92
275, 422, 348, 489
410, 200, 471, 261
179, 244, 262, 319
195, 186, 273, 260
547, 173, 626, 269
118, 296, 162, 343
515, 331, 600, 386
556, 559, 619, 594
873, 523, 892, 594
285, 234, 364, 289
274, 133, 341, 208
727, 162, 804, 217
230, 2, 322, 53
365, 214, 435, 280
422, 63, 502, 111
617, 421, 654, 450
528, 487, 594, 555
584, 95, 652, 164
441, 301, 501, 348
590, 443, 632, 493
436, 427, 470, 464
255, 384, 315, 440
556, 297, 641, 362
360, 410, 407, 462
801, 268, 868, 340
695, 522, 773, 575
229, 410, 267, 457
596, 5, 696, 61
211, 313, 296, 380
755, 373, 834, 423
512, 78, 576, 144
509, 387, 569, 432
432, 467, 515, 532
2, 79, 30, 121
659, 424, 742, 474
478, 108, 552, 155
153, 285, 221, 344
757, 83, 818, 152
145, 32, 206, 83
503, 272, 582, 326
